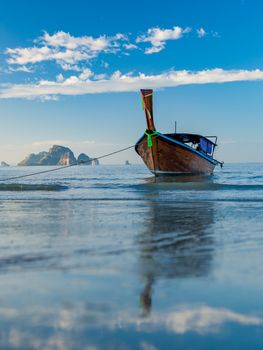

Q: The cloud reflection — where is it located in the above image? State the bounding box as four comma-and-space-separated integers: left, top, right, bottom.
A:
0, 304, 262, 349
164, 306, 263, 334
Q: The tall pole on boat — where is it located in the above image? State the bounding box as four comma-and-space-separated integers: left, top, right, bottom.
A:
140, 89, 158, 173
141, 89, 156, 131
175, 121, 177, 133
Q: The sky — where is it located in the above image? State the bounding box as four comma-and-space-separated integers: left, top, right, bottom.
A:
0, 0, 263, 164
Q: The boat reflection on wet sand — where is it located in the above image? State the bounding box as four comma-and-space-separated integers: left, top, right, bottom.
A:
137, 179, 215, 316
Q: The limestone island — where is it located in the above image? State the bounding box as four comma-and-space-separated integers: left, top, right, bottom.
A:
1, 161, 10, 167
18, 145, 99, 166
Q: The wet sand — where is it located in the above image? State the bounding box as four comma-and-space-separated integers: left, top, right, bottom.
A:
0, 196, 263, 350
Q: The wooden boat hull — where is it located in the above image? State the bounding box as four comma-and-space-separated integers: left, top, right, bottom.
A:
135, 133, 217, 175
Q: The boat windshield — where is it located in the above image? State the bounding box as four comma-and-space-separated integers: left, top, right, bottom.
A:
164, 133, 217, 157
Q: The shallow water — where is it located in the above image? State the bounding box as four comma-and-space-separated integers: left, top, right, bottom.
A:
0, 163, 263, 349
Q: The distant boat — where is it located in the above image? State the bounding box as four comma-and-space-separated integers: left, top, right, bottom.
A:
125, 160, 131, 165
135, 89, 223, 176
92, 159, 100, 166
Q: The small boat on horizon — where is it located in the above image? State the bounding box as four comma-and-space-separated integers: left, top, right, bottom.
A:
135, 89, 223, 176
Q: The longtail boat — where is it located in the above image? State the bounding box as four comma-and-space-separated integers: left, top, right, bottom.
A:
135, 89, 223, 175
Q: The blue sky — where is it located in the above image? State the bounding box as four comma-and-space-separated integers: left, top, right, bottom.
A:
0, 0, 263, 164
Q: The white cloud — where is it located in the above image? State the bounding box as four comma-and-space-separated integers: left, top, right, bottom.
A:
79, 68, 93, 80
136, 26, 191, 54
101, 61, 109, 69
197, 27, 207, 38
165, 306, 263, 334
6, 45, 93, 70
124, 43, 138, 50
40, 31, 109, 51
145, 46, 164, 55
7, 46, 52, 64
56, 73, 64, 82
94, 73, 107, 80
60, 63, 82, 71
1, 68, 263, 100
6, 31, 128, 71
8, 65, 34, 73
5, 26, 217, 72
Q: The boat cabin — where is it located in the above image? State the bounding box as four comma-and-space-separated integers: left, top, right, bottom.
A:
165, 133, 217, 158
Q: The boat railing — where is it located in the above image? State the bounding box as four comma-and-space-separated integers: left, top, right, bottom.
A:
204, 136, 218, 146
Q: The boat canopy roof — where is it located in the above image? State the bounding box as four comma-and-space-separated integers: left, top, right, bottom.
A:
165, 133, 217, 157
165, 133, 217, 145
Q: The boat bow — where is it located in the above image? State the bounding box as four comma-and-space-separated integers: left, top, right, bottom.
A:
136, 89, 222, 175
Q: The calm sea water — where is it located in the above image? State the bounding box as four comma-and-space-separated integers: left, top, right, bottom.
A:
0, 163, 263, 350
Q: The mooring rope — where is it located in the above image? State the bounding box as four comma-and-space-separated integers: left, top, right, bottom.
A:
0, 144, 136, 182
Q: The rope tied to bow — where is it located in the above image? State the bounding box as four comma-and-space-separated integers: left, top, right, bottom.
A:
144, 130, 158, 148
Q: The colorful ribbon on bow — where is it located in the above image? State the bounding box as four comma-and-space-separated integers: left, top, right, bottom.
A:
144, 130, 158, 148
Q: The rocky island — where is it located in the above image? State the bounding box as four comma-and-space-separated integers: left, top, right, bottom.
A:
77, 153, 92, 164
18, 145, 99, 166
1, 161, 10, 167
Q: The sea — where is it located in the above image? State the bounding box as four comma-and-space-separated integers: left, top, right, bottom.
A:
0, 162, 263, 350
